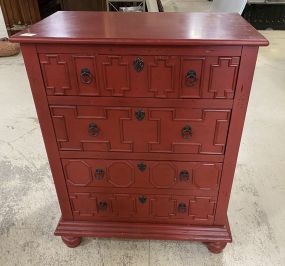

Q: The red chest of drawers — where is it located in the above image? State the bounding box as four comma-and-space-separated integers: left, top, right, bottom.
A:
11, 11, 268, 253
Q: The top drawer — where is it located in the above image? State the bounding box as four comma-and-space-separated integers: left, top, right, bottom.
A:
39, 52, 240, 99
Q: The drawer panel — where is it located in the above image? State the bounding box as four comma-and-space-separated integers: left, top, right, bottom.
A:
39, 54, 100, 96
39, 53, 240, 99
51, 105, 231, 154
62, 159, 222, 191
69, 192, 216, 225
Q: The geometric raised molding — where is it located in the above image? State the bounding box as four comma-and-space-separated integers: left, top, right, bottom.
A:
189, 197, 216, 224
70, 193, 97, 217
100, 55, 130, 96
68, 192, 216, 225
40, 53, 240, 99
40, 54, 71, 95
193, 163, 221, 190
40, 54, 99, 96
150, 195, 176, 218
107, 161, 134, 187
150, 162, 177, 188
148, 56, 177, 97
62, 159, 223, 192
49, 104, 230, 154
65, 160, 92, 186
208, 57, 240, 98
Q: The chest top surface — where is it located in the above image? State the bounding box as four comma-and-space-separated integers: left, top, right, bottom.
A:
10, 11, 268, 46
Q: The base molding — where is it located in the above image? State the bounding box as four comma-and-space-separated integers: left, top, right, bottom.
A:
55, 218, 232, 251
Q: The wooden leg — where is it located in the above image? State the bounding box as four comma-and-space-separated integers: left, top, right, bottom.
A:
61, 236, 82, 248
204, 242, 227, 254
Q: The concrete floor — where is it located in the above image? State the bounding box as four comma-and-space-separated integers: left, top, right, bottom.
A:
1, 3, 285, 266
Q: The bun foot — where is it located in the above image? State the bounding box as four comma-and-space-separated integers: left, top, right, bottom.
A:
204, 241, 227, 254
61, 236, 81, 248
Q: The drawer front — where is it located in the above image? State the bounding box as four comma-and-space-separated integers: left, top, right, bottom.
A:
69, 192, 216, 225
51, 105, 231, 154
40, 53, 240, 99
62, 159, 222, 191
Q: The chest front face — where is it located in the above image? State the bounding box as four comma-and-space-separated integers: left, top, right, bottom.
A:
26, 43, 244, 222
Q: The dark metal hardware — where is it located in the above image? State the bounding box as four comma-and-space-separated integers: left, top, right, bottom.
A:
179, 170, 190, 181
95, 168, 105, 180
135, 108, 145, 121
181, 125, 192, 139
177, 202, 187, 213
133, 57, 144, 72
88, 123, 100, 136
80, 68, 93, 84
98, 201, 108, 210
137, 162, 147, 172
185, 70, 197, 87
138, 195, 147, 204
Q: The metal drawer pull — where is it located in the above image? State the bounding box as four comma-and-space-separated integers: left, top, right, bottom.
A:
80, 68, 93, 84
88, 123, 100, 136
98, 201, 108, 210
179, 170, 190, 181
95, 168, 105, 180
181, 125, 192, 139
138, 195, 147, 204
185, 70, 197, 87
133, 57, 144, 72
137, 162, 147, 172
135, 108, 145, 121
177, 202, 187, 213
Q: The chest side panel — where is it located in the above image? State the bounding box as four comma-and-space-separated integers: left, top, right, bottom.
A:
214, 46, 259, 225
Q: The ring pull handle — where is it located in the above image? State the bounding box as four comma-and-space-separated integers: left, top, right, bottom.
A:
95, 168, 105, 180
185, 70, 197, 87
135, 108, 145, 121
179, 170, 190, 182
98, 201, 108, 211
133, 57, 144, 72
181, 125, 192, 139
88, 123, 100, 136
177, 202, 187, 213
80, 68, 93, 84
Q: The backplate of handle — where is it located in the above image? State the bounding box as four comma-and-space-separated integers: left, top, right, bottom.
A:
177, 202, 187, 213
133, 57, 144, 72
135, 108, 145, 121
137, 162, 147, 172
95, 168, 105, 180
179, 170, 190, 181
98, 201, 108, 210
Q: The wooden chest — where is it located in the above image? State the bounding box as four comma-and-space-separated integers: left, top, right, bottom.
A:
10, 11, 268, 253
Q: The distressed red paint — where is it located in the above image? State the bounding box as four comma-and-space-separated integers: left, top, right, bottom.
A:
10, 11, 268, 253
